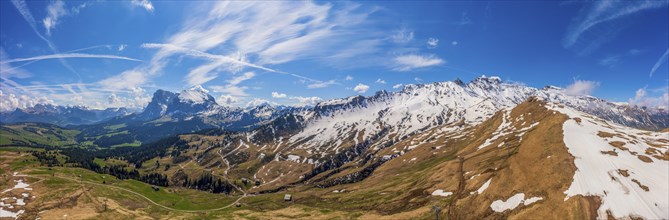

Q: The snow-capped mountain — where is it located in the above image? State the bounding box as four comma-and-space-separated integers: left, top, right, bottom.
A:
165, 76, 666, 197
0, 104, 132, 126
145, 87, 667, 219
136, 86, 220, 121
271, 76, 667, 155
133, 86, 294, 129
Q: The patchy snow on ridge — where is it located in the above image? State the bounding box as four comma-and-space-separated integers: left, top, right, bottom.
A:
490, 193, 526, 212
490, 193, 542, 212
432, 189, 453, 197
547, 103, 669, 219
476, 178, 492, 194
477, 110, 512, 150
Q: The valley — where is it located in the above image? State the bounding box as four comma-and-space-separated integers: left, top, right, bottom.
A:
2, 1, 668, 219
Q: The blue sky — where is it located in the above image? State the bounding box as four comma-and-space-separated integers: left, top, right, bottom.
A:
1, 0, 668, 111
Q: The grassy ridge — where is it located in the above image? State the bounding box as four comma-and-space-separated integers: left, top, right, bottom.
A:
0, 123, 81, 147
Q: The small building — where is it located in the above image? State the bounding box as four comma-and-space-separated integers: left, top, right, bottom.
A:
284, 194, 292, 201
152, 185, 160, 191
235, 202, 241, 207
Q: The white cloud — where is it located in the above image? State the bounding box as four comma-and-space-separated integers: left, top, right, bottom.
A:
289, 96, 322, 106
71, 2, 89, 14
118, 44, 127, 51
0, 90, 19, 112
391, 27, 414, 43
650, 48, 669, 78
414, 77, 423, 82
392, 54, 445, 71
628, 86, 669, 109
427, 37, 439, 49
0, 90, 56, 112
227, 72, 256, 85
209, 72, 256, 97
131, 0, 154, 12
563, 1, 668, 51
102, 89, 150, 109
218, 94, 240, 106
307, 80, 337, 89
451, 41, 458, 46
375, 78, 386, 84
345, 75, 353, 81
107, 93, 122, 105
246, 98, 270, 107
564, 80, 600, 96
98, 69, 147, 90
353, 83, 369, 94
392, 84, 403, 89
271, 92, 287, 98
43, 0, 67, 36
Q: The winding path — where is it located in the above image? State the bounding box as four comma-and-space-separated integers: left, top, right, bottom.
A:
48, 175, 246, 213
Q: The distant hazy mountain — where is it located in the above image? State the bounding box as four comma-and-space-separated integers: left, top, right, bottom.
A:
73, 86, 298, 144
0, 104, 132, 126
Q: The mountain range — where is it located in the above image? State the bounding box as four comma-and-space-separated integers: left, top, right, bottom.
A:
1, 76, 668, 219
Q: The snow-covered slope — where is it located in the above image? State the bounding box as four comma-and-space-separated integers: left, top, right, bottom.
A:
547, 102, 668, 219
282, 76, 668, 155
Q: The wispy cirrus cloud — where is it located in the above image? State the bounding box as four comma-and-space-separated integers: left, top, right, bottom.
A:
109, 1, 382, 91
392, 54, 445, 71
43, 0, 67, 36
563, 1, 668, 54
141, 43, 324, 86
391, 27, 414, 43
209, 72, 256, 97
598, 49, 645, 68
649, 48, 669, 78
307, 80, 337, 89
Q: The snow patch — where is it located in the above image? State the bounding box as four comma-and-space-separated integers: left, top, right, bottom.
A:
432, 189, 453, 197
476, 178, 492, 194
490, 193, 541, 212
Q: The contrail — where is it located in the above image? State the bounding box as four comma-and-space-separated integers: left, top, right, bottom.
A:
142, 43, 323, 83
10, 0, 82, 80
649, 48, 669, 78
1, 53, 143, 64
